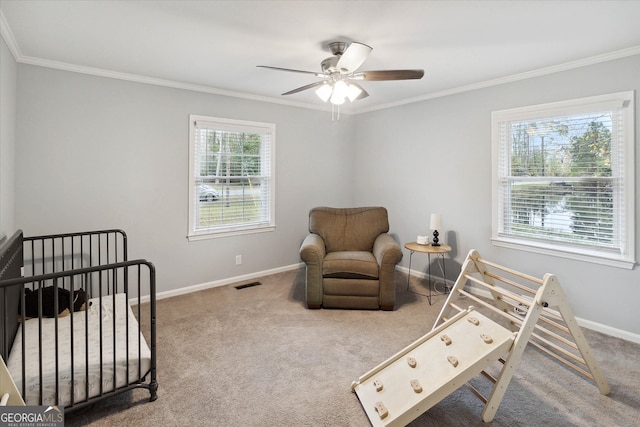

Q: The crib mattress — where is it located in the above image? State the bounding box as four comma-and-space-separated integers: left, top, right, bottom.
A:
6, 293, 151, 407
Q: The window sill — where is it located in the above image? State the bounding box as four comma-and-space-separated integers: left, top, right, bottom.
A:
491, 237, 636, 270
188, 225, 276, 241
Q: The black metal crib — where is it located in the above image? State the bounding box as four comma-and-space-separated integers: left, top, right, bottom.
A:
0, 229, 157, 412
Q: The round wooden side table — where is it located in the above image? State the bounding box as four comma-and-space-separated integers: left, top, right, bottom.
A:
404, 242, 452, 305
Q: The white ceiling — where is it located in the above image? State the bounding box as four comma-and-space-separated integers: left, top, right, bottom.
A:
1, 0, 639, 113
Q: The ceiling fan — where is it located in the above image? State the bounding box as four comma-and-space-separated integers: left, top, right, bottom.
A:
257, 41, 424, 106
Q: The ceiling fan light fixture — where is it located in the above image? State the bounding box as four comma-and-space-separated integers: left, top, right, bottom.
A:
330, 80, 348, 105
315, 83, 332, 102
330, 92, 346, 105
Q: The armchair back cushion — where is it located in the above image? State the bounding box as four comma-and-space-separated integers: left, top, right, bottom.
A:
309, 207, 390, 253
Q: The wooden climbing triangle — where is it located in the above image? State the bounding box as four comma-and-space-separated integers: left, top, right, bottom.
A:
351, 249, 609, 425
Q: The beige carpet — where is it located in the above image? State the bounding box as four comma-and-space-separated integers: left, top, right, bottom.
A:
66, 269, 640, 426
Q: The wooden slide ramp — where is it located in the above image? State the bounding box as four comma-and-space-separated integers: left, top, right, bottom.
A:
351, 308, 515, 427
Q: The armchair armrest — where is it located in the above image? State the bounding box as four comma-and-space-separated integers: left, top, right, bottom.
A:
373, 233, 403, 310
299, 233, 326, 309
373, 234, 403, 266
300, 233, 326, 264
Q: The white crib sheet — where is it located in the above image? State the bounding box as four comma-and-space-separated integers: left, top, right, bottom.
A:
7, 293, 152, 407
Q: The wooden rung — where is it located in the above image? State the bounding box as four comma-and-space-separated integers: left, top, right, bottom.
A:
464, 273, 492, 288
533, 324, 578, 350
450, 302, 464, 312
529, 340, 593, 380
463, 277, 572, 339
531, 333, 584, 365
480, 370, 497, 384
463, 281, 572, 340
501, 299, 570, 338
476, 257, 544, 285
465, 382, 488, 404
541, 305, 563, 320
536, 305, 570, 324
457, 288, 515, 324
463, 275, 534, 308
459, 285, 579, 358
483, 271, 536, 296
536, 312, 571, 335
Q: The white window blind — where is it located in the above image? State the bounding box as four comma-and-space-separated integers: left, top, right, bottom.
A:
492, 92, 635, 268
188, 115, 275, 239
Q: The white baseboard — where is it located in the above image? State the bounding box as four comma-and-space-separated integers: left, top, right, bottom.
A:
400, 267, 640, 345
136, 263, 304, 305
573, 317, 640, 344
397, 265, 455, 289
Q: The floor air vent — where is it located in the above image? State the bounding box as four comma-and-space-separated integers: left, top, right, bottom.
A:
235, 281, 262, 290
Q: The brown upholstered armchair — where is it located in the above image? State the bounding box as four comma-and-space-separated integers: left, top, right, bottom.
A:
299, 207, 403, 310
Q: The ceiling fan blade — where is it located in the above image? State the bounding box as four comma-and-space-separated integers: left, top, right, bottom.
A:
282, 81, 327, 96
257, 65, 324, 77
356, 69, 425, 81
348, 81, 369, 100
336, 42, 372, 73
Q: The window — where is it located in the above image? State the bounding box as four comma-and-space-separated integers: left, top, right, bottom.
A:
491, 91, 635, 269
188, 115, 275, 240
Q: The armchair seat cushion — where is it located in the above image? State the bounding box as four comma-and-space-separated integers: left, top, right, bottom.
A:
323, 251, 379, 279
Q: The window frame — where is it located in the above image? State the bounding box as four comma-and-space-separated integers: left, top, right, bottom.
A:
491, 91, 635, 269
187, 115, 276, 241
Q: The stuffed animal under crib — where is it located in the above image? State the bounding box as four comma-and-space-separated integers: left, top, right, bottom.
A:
20, 287, 90, 318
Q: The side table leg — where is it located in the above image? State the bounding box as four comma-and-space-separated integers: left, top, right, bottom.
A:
433, 253, 450, 294
406, 250, 414, 290
427, 253, 432, 305
442, 253, 449, 293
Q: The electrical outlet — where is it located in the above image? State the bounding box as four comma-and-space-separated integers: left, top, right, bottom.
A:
235, 255, 242, 265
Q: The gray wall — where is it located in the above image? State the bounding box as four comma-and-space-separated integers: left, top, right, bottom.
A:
13, 65, 354, 294
354, 54, 640, 336
0, 36, 17, 237
3, 39, 638, 338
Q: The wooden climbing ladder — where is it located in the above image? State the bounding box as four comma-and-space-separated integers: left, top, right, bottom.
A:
351, 249, 609, 426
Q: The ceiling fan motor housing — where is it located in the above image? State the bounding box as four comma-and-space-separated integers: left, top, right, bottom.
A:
328, 41, 346, 56
321, 57, 340, 75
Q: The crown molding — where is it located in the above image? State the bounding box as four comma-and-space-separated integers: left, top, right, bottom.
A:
0, 10, 22, 59
11, 52, 357, 115
2, 10, 637, 116
0, 13, 337, 114
17, 54, 336, 112
355, 45, 640, 114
